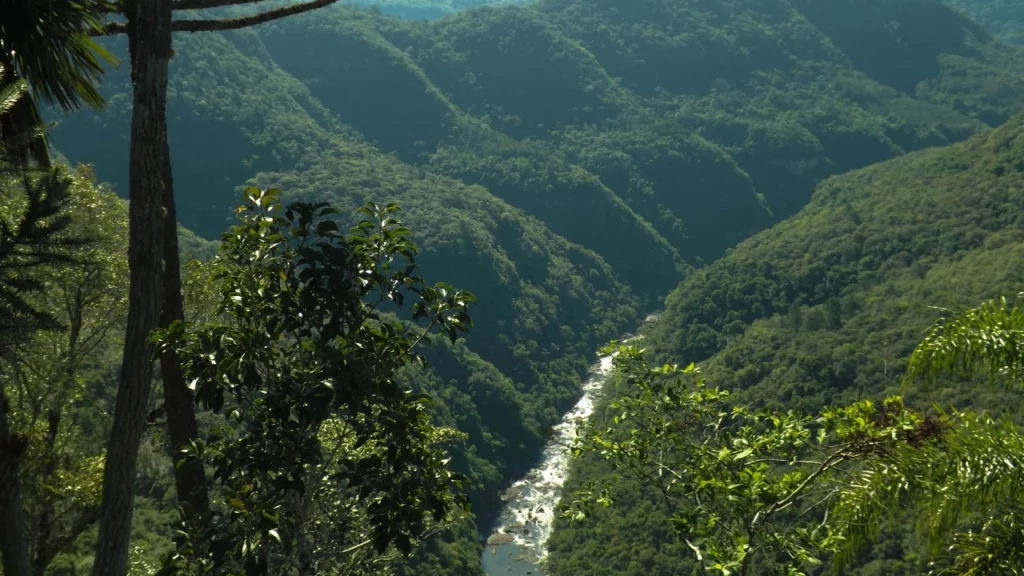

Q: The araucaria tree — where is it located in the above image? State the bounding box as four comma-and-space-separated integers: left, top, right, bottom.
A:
0, 164, 129, 576
155, 189, 474, 574
0, 169, 85, 576
85, 1, 350, 574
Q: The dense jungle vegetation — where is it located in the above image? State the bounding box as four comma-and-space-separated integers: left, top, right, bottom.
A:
549, 102, 1024, 576
1, 0, 1023, 574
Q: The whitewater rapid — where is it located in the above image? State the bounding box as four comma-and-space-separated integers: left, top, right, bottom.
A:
480, 315, 657, 576
480, 340, 634, 575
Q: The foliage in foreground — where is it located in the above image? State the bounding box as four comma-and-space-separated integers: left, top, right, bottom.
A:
831, 295, 1024, 576
156, 189, 475, 575
0, 161, 129, 576
560, 294, 1024, 576
558, 344, 943, 576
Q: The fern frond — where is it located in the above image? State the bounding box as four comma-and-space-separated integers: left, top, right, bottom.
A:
904, 296, 1024, 388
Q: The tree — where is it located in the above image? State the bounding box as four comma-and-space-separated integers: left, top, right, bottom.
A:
86, 1, 349, 572
0, 156, 91, 576
0, 0, 114, 165
830, 295, 1024, 575
0, 166, 129, 576
560, 344, 942, 576
155, 189, 474, 574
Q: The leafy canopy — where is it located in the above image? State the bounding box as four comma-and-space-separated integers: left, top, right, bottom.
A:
560, 344, 943, 576
157, 188, 475, 575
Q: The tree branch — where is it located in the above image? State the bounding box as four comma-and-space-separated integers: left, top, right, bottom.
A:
761, 449, 848, 524
171, 0, 340, 32
92, 0, 339, 36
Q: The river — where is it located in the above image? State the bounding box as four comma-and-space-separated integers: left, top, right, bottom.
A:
479, 323, 649, 576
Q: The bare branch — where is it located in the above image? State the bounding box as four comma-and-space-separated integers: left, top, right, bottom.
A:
171, 0, 340, 32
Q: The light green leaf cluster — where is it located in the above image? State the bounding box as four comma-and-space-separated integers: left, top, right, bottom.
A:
561, 345, 935, 576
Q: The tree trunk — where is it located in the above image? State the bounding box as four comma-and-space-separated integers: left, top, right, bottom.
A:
89, 0, 172, 573
159, 137, 209, 521
0, 387, 32, 576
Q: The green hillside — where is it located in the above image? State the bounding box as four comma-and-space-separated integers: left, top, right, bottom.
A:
258, 0, 1024, 241
548, 111, 1024, 576
952, 0, 1024, 44
361, 0, 1024, 46
43, 0, 1024, 573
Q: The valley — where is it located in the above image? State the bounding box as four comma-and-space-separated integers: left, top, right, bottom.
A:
7, 0, 1024, 574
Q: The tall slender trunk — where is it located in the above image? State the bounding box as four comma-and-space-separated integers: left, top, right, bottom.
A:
159, 138, 209, 521
90, 0, 172, 573
0, 386, 32, 576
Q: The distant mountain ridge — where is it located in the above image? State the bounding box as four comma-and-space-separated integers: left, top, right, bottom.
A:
347, 0, 525, 19
358, 0, 1024, 44
47, 1, 1024, 573
950, 0, 1024, 44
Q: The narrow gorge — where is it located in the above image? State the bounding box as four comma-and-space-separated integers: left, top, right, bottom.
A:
480, 351, 615, 576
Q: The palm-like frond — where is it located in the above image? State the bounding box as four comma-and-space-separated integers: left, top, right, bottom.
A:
0, 168, 85, 346
0, 0, 117, 166
904, 296, 1024, 388
929, 505, 1024, 576
831, 412, 1024, 569
0, 65, 27, 116
0, 0, 116, 111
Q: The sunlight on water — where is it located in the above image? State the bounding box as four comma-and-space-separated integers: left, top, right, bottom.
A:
480, 317, 656, 575
481, 353, 615, 575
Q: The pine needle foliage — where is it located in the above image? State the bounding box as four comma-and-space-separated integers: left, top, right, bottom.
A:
0, 60, 91, 350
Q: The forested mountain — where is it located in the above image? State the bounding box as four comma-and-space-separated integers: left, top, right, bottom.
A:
347, 0, 525, 19
58, 0, 1024, 269
548, 109, 1024, 576
360, 0, 1024, 46
34, 0, 1024, 574
952, 0, 1024, 44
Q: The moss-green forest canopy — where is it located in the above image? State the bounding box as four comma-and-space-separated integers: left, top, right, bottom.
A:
34, 0, 1024, 574
549, 107, 1024, 576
